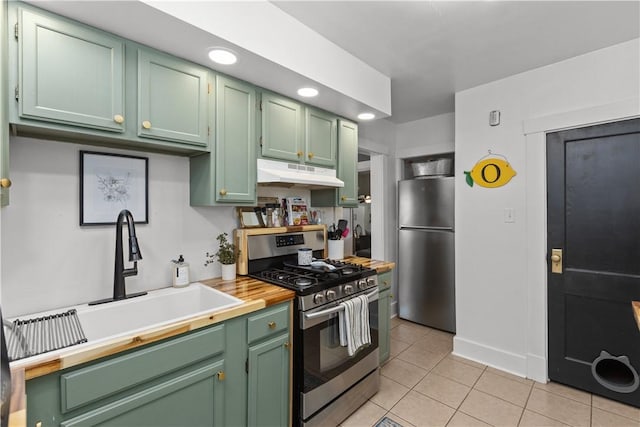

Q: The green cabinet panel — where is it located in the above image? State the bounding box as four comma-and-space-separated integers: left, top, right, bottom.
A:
137, 48, 208, 146
247, 302, 289, 344
305, 107, 337, 167
18, 7, 125, 132
60, 360, 225, 427
215, 75, 256, 203
260, 92, 303, 162
378, 271, 393, 364
247, 333, 290, 427
311, 119, 359, 207
1, 0, 10, 206
61, 325, 225, 412
189, 74, 257, 206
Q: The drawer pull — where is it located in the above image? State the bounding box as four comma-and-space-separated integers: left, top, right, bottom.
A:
113, 114, 124, 124
268, 321, 276, 329
284, 341, 291, 349
383, 280, 389, 285
36, 422, 42, 427
0, 178, 11, 188
308, 152, 314, 159
297, 151, 303, 157
217, 371, 225, 381
219, 189, 227, 196
142, 120, 152, 129
341, 196, 347, 201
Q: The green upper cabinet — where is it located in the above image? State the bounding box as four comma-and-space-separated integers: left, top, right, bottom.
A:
260, 92, 303, 162
137, 48, 208, 146
1, 0, 11, 206
305, 107, 337, 168
17, 7, 125, 132
336, 119, 359, 206
190, 74, 256, 206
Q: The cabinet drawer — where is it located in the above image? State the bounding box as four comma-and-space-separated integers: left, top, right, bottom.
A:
247, 304, 289, 344
378, 271, 392, 291
60, 324, 225, 412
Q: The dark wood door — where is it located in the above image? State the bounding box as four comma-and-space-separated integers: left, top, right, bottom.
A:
547, 118, 640, 408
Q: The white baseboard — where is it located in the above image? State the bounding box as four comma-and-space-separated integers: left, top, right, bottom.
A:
453, 336, 528, 378
526, 353, 548, 383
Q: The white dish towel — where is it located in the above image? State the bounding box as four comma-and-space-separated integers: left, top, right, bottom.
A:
339, 294, 371, 356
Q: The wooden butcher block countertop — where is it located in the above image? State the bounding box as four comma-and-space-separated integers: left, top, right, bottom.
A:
8, 276, 294, 427
346, 256, 395, 273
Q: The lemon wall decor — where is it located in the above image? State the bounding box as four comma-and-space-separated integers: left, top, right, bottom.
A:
464, 150, 516, 188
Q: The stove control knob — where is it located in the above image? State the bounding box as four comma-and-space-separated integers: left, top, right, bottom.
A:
344, 284, 354, 294
313, 293, 325, 304
326, 290, 337, 301
367, 278, 376, 287
358, 279, 367, 290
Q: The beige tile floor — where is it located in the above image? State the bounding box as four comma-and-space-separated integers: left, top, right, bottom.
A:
340, 317, 640, 427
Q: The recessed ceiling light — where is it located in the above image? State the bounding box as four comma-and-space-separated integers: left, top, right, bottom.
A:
297, 87, 319, 97
208, 48, 237, 65
357, 112, 375, 120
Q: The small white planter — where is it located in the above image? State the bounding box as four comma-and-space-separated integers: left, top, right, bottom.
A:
221, 263, 237, 281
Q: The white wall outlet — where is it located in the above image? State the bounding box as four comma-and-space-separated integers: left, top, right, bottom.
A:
504, 208, 515, 223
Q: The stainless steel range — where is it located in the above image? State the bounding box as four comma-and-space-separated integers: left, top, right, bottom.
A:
242, 228, 380, 427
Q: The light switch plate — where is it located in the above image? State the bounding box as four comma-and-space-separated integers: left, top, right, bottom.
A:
504, 208, 515, 223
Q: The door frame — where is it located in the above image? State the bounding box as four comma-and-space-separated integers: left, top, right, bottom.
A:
522, 98, 639, 383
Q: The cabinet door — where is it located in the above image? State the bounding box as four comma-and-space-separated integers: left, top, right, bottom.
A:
215, 76, 256, 203
60, 360, 226, 427
337, 119, 358, 206
1, 0, 10, 206
137, 49, 208, 146
305, 107, 337, 167
18, 8, 125, 132
247, 333, 290, 427
260, 93, 303, 162
378, 271, 393, 364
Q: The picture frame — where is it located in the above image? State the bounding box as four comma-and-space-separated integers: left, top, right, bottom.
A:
236, 207, 265, 228
79, 151, 149, 226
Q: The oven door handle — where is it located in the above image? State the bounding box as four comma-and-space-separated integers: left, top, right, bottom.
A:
303, 289, 379, 320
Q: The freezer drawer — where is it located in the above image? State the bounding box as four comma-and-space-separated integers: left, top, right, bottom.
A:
398, 228, 455, 332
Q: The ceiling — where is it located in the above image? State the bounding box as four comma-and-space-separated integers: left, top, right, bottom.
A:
24, 1, 639, 125
272, 1, 640, 124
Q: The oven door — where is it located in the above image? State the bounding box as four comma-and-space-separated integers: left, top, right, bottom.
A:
300, 289, 379, 405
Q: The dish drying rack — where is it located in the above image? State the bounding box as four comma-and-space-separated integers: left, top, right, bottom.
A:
3, 308, 88, 362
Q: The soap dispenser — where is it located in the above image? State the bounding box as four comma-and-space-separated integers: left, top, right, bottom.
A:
171, 255, 190, 288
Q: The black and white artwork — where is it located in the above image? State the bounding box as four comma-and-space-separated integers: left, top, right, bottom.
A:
80, 151, 149, 225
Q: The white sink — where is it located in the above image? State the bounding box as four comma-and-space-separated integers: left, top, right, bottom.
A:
76, 283, 243, 342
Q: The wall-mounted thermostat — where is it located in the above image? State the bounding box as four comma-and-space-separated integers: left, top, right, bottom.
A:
489, 110, 500, 126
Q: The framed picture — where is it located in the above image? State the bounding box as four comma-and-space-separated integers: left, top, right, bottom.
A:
80, 151, 149, 225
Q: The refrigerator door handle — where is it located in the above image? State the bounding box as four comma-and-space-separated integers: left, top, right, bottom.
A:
399, 226, 454, 231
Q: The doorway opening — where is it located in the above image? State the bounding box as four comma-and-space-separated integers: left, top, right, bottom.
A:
352, 152, 372, 258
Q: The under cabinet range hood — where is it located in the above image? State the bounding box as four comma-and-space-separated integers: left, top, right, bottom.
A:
257, 158, 344, 188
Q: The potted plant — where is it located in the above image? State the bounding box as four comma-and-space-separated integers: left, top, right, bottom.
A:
215, 232, 239, 280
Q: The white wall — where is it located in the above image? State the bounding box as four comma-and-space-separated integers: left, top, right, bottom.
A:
1, 137, 239, 318
395, 112, 455, 158
454, 39, 640, 380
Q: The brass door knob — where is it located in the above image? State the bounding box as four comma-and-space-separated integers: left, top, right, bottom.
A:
142, 120, 152, 129
219, 189, 227, 196
268, 321, 276, 329
297, 151, 303, 157
308, 152, 314, 159
284, 342, 291, 349
113, 114, 124, 124
551, 254, 561, 263
217, 371, 225, 381
0, 178, 11, 188
383, 280, 389, 285
341, 196, 347, 201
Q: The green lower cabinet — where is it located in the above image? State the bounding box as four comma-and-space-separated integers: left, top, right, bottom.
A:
378, 271, 393, 364
247, 333, 290, 427
26, 303, 292, 427
61, 360, 225, 427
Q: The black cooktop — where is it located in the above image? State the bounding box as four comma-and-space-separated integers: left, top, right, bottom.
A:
250, 260, 375, 295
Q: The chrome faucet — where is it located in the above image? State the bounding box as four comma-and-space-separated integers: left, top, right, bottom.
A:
89, 209, 147, 305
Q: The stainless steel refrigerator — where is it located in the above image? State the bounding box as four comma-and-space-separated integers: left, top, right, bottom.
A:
398, 177, 455, 332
